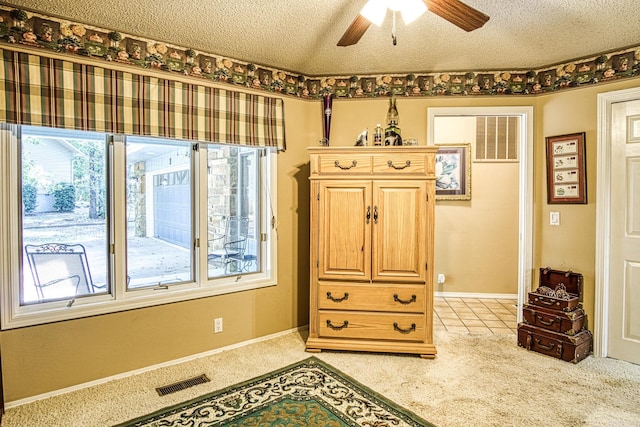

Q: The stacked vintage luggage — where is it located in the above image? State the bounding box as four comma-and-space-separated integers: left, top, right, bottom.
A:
517, 267, 592, 363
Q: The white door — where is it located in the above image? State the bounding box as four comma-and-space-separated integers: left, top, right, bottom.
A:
608, 99, 640, 364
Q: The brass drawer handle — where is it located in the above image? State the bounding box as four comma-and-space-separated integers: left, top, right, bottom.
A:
326, 320, 349, 330
326, 291, 349, 302
393, 294, 417, 305
334, 160, 357, 170
393, 322, 416, 334
387, 160, 411, 169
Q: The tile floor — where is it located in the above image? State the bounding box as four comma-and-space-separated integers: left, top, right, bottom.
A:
434, 296, 518, 335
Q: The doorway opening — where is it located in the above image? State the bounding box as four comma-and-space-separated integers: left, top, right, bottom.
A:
428, 106, 534, 323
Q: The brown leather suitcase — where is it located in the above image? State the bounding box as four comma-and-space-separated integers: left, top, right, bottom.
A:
517, 323, 592, 363
522, 305, 586, 335
528, 267, 583, 312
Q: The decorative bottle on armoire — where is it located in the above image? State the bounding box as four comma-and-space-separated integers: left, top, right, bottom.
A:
384, 94, 402, 146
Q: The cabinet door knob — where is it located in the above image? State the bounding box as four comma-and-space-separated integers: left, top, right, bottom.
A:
366, 206, 371, 224
373, 206, 378, 224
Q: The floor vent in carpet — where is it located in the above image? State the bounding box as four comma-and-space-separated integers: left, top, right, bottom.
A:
156, 374, 210, 396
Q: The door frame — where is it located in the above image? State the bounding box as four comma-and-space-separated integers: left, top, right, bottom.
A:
427, 106, 534, 323
595, 86, 640, 357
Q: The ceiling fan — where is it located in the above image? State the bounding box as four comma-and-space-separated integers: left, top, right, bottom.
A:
337, 0, 489, 46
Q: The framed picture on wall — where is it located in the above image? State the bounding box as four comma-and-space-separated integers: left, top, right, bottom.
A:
435, 143, 471, 200
545, 132, 587, 204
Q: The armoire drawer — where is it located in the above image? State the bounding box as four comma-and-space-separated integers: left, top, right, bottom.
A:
311, 153, 372, 175
372, 153, 427, 175
318, 311, 425, 342
318, 282, 425, 313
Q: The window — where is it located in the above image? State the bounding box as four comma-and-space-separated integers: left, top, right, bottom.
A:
0, 125, 277, 329
207, 146, 260, 278
125, 137, 194, 289
21, 127, 109, 304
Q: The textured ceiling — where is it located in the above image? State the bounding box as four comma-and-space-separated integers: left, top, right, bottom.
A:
3, 0, 640, 76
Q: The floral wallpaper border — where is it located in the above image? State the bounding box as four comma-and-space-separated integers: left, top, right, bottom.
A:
1, 6, 640, 100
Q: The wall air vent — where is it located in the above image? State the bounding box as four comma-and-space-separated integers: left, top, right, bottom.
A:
475, 116, 519, 161
155, 374, 210, 396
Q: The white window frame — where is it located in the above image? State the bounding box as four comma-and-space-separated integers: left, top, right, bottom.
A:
0, 125, 278, 330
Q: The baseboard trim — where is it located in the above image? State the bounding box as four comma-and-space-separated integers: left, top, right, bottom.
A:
435, 291, 518, 300
5, 325, 309, 409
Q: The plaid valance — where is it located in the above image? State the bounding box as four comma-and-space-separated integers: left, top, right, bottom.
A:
0, 49, 285, 149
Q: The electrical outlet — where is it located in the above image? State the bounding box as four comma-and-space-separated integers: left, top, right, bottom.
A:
214, 317, 223, 333
437, 274, 446, 284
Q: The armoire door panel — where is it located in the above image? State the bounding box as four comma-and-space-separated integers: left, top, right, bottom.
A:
318, 181, 372, 280
372, 181, 427, 282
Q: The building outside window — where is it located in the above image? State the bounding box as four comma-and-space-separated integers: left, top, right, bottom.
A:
125, 137, 194, 290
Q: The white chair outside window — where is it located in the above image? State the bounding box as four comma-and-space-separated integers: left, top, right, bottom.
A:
207, 216, 249, 274
24, 243, 105, 301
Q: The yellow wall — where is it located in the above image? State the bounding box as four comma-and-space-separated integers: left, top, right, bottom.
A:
2, 79, 640, 403
534, 79, 640, 330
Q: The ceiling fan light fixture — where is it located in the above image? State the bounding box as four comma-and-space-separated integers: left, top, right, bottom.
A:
361, 0, 427, 26
340, 0, 488, 47
360, 0, 388, 26
396, 0, 427, 24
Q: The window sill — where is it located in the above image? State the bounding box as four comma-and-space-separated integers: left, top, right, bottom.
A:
2, 274, 277, 330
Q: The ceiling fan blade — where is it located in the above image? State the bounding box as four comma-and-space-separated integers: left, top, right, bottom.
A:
338, 14, 372, 46
425, 0, 489, 32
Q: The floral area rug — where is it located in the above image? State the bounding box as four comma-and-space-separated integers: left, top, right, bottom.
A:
115, 356, 434, 426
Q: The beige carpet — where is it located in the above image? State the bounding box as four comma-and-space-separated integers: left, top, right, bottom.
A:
3, 329, 640, 427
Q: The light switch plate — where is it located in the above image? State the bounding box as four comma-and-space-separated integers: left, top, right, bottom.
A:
550, 211, 560, 226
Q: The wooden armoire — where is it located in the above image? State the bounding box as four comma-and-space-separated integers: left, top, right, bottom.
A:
306, 146, 438, 358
